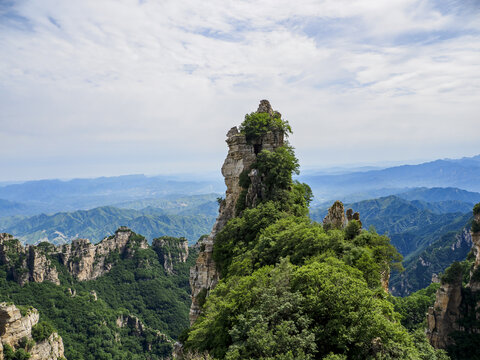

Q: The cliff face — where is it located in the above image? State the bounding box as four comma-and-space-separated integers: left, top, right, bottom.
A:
426, 277, 463, 348
427, 208, 480, 349
0, 303, 64, 360
59, 227, 148, 281
0, 227, 185, 285
0, 234, 60, 286
189, 100, 284, 324
152, 236, 189, 274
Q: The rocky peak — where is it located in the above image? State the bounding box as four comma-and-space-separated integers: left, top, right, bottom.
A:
60, 227, 148, 281
323, 201, 361, 230
189, 100, 286, 324
257, 99, 273, 115
323, 201, 347, 230
0, 302, 64, 360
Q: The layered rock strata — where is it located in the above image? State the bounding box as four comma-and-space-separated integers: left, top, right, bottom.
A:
189, 100, 284, 324
0, 303, 64, 360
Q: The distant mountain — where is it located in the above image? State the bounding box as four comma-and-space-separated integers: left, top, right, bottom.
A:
312, 195, 469, 256
390, 216, 473, 296
300, 154, 480, 201
0, 198, 28, 217
0, 205, 216, 245
397, 187, 480, 204
0, 174, 223, 216
114, 193, 219, 216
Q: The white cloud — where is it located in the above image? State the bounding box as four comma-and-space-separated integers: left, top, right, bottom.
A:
0, 0, 479, 180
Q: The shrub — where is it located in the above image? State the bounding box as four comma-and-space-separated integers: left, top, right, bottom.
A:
239, 112, 291, 143
32, 321, 55, 342
473, 203, 480, 216
441, 262, 465, 284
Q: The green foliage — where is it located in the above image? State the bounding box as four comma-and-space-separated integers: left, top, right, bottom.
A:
186, 258, 434, 359
239, 112, 292, 143
393, 283, 440, 331
213, 201, 285, 277
473, 203, 480, 216
2, 345, 31, 360
32, 321, 55, 342
441, 261, 468, 284
344, 219, 362, 240
448, 287, 480, 360
184, 116, 443, 359
253, 145, 299, 201
471, 219, 480, 233
197, 288, 208, 309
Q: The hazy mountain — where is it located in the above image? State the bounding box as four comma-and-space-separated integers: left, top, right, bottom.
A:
0, 198, 29, 217
0, 206, 216, 245
390, 214, 473, 296
300, 154, 480, 201
397, 187, 480, 204
0, 174, 224, 217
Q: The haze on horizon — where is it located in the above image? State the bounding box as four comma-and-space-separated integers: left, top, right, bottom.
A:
1, 0, 479, 182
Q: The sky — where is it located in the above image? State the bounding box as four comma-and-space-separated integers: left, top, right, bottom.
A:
1, 0, 479, 182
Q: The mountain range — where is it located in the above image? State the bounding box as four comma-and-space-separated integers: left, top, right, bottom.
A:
300, 154, 480, 202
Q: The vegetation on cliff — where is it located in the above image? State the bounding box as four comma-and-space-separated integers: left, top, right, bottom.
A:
0, 231, 198, 359
239, 111, 291, 143
182, 113, 446, 360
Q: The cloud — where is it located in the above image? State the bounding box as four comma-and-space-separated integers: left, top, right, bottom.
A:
0, 0, 479, 181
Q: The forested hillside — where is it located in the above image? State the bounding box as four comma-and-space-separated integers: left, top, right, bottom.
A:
0, 230, 198, 359
182, 101, 448, 360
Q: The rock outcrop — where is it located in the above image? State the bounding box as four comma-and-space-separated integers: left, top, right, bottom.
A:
323, 201, 361, 230
323, 201, 347, 230
59, 227, 148, 281
0, 303, 64, 360
0, 234, 60, 286
0, 227, 152, 285
427, 204, 480, 349
152, 236, 189, 274
189, 100, 285, 324
426, 275, 463, 348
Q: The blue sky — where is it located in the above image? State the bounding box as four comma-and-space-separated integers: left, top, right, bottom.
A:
0, 0, 479, 181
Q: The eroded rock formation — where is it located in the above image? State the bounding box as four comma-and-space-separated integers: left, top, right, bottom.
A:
0, 303, 64, 360
426, 275, 463, 348
323, 201, 362, 230
0, 227, 179, 285
189, 100, 284, 324
59, 227, 148, 281
323, 201, 347, 230
0, 234, 60, 286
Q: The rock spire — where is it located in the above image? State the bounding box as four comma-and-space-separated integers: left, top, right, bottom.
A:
189, 100, 285, 324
